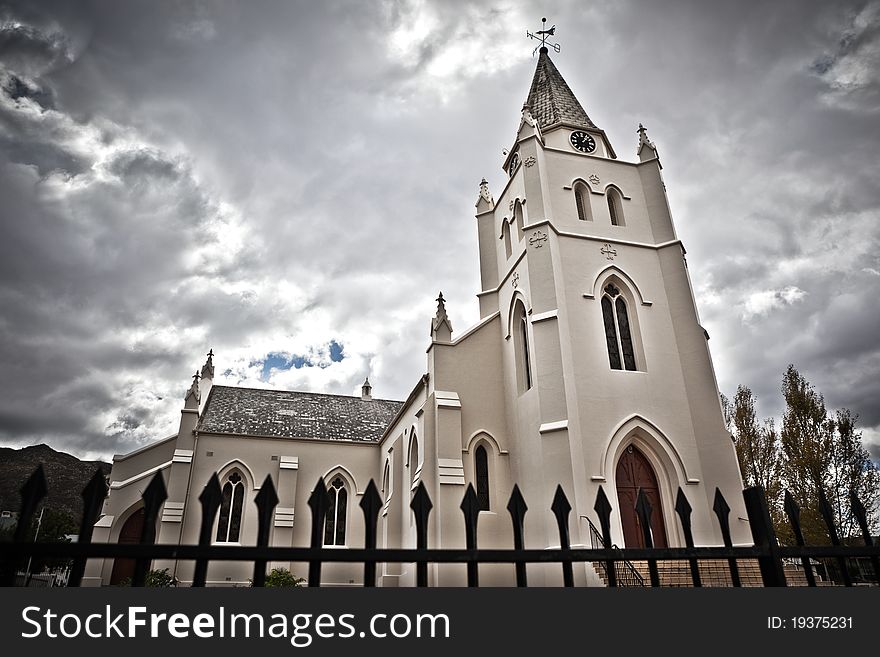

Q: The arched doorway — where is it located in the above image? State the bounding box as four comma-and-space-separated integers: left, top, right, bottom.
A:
616, 445, 668, 548
109, 508, 144, 585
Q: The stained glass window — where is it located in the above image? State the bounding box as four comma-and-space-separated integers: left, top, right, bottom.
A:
324, 476, 347, 546
475, 445, 490, 511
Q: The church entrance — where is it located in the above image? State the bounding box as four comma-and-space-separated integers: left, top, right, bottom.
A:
109, 508, 144, 585
615, 445, 667, 548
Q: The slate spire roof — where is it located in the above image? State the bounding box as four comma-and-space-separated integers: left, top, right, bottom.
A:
525, 49, 597, 131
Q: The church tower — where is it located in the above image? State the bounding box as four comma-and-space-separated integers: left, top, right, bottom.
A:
468, 45, 751, 565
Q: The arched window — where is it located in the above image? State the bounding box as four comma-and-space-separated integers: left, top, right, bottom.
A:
475, 445, 490, 510
512, 300, 533, 392
575, 183, 591, 221
324, 476, 348, 546
409, 435, 419, 489
607, 188, 624, 226
216, 471, 245, 543
382, 460, 390, 505
601, 283, 637, 371
514, 200, 525, 240
502, 221, 512, 259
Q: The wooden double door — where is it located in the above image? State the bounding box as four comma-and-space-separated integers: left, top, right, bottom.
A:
615, 445, 668, 548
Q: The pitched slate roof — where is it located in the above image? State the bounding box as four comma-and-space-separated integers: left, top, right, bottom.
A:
525, 49, 597, 131
197, 385, 403, 442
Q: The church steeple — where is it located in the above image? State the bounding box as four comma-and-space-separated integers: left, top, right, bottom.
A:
525, 49, 598, 132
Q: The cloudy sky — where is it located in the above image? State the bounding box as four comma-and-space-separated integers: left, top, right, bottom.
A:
1, 0, 878, 462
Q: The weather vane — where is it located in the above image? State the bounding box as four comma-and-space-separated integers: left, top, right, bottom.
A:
526, 17, 560, 56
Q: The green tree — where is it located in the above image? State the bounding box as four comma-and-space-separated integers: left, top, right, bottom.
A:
729, 386, 784, 530
779, 365, 879, 545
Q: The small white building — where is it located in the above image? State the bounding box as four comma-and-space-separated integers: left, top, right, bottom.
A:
85, 48, 750, 587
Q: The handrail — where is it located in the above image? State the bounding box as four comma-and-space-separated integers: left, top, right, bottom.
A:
585, 516, 645, 587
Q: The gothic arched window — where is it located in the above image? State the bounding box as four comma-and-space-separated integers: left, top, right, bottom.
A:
607, 188, 624, 226
575, 183, 591, 221
602, 283, 637, 371
409, 435, 419, 489
324, 476, 348, 546
514, 200, 525, 240
216, 471, 245, 543
475, 445, 490, 510
513, 300, 533, 392
502, 221, 512, 259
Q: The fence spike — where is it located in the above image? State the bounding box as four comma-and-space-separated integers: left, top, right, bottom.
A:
252, 474, 279, 587
360, 480, 382, 587
307, 477, 330, 587
192, 473, 223, 587
410, 481, 433, 587
593, 485, 617, 587
817, 488, 852, 586
461, 484, 481, 587
551, 485, 574, 587
782, 489, 815, 586
635, 488, 660, 586
506, 485, 528, 587
674, 488, 701, 587
132, 472, 167, 586
712, 488, 740, 587
68, 469, 109, 587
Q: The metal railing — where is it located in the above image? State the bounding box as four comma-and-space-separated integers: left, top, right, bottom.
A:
584, 515, 644, 586
1, 464, 879, 587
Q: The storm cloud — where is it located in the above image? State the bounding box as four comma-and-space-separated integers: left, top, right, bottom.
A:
0, 0, 878, 461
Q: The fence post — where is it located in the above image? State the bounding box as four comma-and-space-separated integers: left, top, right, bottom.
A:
69, 469, 109, 587
674, 488, 701, 587
551, 485, 574, 587
193, 474, 223, 587
712, 488, 741, 587
817, 488, 852, 586
850, 490, 880, 584
132, 472, 167, 587
635, 488, 660, 586
782, 490, 816, 587
2, 466, 48, 586
742, 486, 786, 586
506, 485, 528, 587
410, 482, 433, 587
460, 484, 481, 587
307, 477, 330, 587
252, 475, 279, 587
360, 480, 382, 587
593, 486, 617, 587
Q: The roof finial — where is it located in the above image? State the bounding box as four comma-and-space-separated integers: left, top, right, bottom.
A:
478, 178, 492, 203
526, 17, 560, 56
201, 348, 215, 380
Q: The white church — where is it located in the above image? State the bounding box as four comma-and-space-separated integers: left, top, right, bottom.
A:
84, 47, 750, 587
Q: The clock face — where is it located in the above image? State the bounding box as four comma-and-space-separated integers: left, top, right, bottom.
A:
570, 131, 596, 153
508, 152, 520, 175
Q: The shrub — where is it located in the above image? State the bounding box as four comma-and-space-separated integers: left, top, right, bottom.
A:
262, 568, 305, 587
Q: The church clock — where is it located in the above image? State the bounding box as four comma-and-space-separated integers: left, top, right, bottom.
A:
570, 130, 596, 153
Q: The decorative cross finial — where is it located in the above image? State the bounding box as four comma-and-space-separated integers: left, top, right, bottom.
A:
526, 17, 560, 56
192, 371, 200, 383
207, 348, 214, 359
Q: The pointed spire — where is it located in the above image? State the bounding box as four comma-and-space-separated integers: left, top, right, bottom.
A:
525, 49, 597, 131
475, 177, 495, 212
431, 291, 453, 342
361, 376, 372, 401
201, 348, 215, 380
637, 123, 659, 162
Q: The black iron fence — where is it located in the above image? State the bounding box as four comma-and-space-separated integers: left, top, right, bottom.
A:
1, 464, 878, 587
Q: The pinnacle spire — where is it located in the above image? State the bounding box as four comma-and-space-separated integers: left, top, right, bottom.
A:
524, 49, 597, 132
431, 291, 453, 342
361, 376, 372, 401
